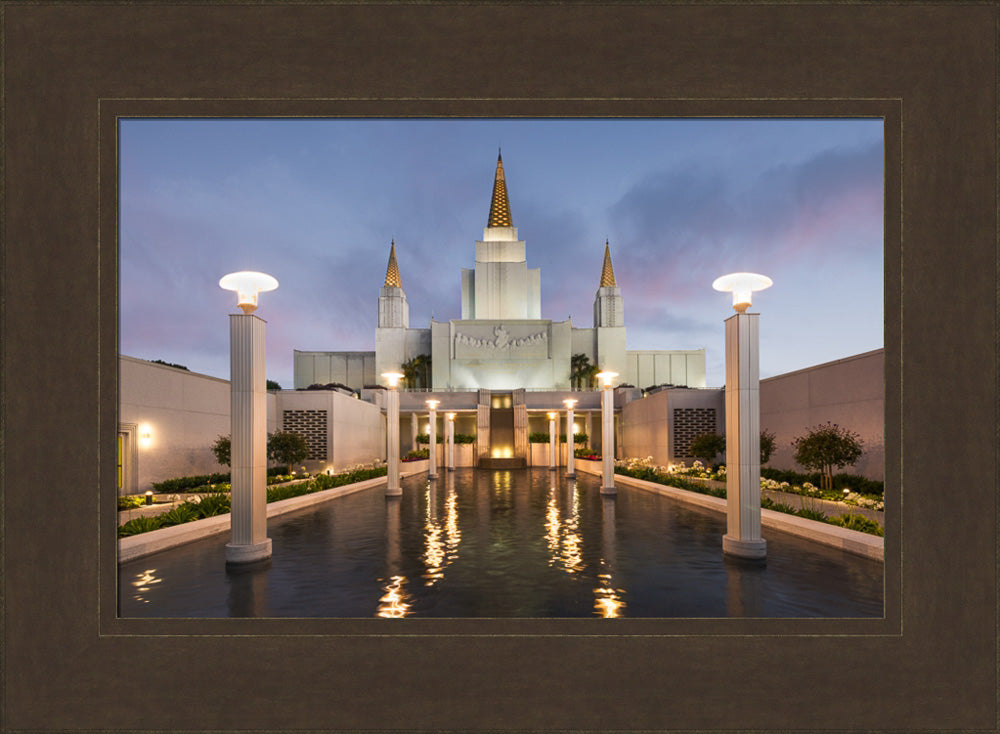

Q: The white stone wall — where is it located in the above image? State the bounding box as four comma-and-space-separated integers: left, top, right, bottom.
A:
293, 350, 376, 390
120, 356, 278, 491
621, 387, 725, 466
624, 349, 707, 389
760, 349, 884, 481
278, 389, 383, 473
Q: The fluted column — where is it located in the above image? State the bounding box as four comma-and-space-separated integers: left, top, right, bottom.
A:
722, 312, 766, 559
600, 386, 616, 495
548, 413, 558, 471
565, 405, 576, 478
226, 313, 272, 564
427, 404, 438, 479
386, 387, 401, 496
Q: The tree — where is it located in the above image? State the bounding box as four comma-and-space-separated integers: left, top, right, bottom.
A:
570, 353, 599, 389
689, 433, 726, 464
266, 379, 282, 390
690, 430, 777, 466
791, 422, 863, 490
211, 435, 231, 467
267, 431, 309, 467
760, 428, 777, 465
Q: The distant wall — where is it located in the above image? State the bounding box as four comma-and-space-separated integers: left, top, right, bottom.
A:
119, 356, 277, 492
121, 356, 384, 493
621, 388, 725, 466
760, 349, 884, 481
278, 389, 384, 474
293, 350, 376, 391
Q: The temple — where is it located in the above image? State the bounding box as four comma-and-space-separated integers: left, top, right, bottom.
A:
294, 152, 706, 393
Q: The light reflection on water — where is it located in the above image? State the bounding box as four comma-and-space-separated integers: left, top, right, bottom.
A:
118, 468, 884, 618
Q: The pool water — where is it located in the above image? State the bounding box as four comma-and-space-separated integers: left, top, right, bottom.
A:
118, 468, 883, 618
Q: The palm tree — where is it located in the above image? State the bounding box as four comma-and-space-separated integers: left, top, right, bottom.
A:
570, 353, 593, 389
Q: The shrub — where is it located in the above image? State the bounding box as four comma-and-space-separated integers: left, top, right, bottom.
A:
117, 495, 144, 511
267, 430, 309, 466
792, 422, 864, 490
760, 429, 777, 464
151, 473, 231, 492
415, 433, 443, 444
528, 432, 550, 443
403, 448, 429, 461
689, 433, 726, 464
211, 435, 231, 467
157, 503, 200, 527
832, 513, 884, 536
574, 447, 600, 460
454, 433, 476, 444
573, 432, 588, 445
118, 515, 165, 537
193, 493, 231, 518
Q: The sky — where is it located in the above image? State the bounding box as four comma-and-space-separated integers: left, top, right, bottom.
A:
119, 118, 884, 389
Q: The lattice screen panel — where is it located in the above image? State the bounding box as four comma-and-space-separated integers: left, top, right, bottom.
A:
282, 409, 328, 460
672, 407, 717, 458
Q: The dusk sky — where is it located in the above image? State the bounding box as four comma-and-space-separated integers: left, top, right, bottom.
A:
120, 118, 884, 389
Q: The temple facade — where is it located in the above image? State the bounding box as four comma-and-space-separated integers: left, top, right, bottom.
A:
294, 152, 706, 393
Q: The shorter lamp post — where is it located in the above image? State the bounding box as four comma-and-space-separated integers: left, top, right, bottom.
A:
426, 399, 440, 479
712, 272, 772, 560
382, 371, 404, 497
219, 270, 278, 565
596, 370, 618, 495
547, 412, 558, 471
446, 412, 456, 471
563, 398, 577, 478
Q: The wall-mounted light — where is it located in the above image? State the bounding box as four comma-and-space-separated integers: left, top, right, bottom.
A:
139, 423, 153, 449
219, 271, 279, 314
711, 272, 772, 313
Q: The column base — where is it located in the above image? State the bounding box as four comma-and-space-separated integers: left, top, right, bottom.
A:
429, 472, 438, 479
447, 466, 455, 472
386, 485, 402, 497
565, 472, 576, 478
225, 538, 272, 565
722, 534, 767, 560
600, 486, 617, 495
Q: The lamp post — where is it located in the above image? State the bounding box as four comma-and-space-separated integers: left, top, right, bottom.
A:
563, 398, 577, 478
596, 370, 618, 495
446, 412, 456, 471
547, 412, 558, 471
383, 371, 404, 497
219, 270, 278, 565
712, 272, 772, 560
426, 399, 440, 479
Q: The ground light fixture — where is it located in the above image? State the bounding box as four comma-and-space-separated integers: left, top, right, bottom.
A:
382, 371, 405, 497
426, 399, 440, 479
563, 398, 577, 478
595, 370, 618, 495
711, 272, 772, 313
218, 271, 279, 315
714, 271, 770, 560
220, 270, 277, 565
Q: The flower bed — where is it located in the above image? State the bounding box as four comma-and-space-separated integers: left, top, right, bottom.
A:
119, 462, 387, 538
614, 457, 883, 536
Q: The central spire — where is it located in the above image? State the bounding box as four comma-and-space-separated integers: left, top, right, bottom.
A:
600, 239, 617, 287
384, 240, 401, 288
486, 150, 513, 227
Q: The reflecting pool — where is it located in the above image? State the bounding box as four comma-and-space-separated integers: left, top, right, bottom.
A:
118, 468, 883, 618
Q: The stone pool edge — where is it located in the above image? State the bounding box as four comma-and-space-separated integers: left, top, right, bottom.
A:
573, 461, 884, 562
118, 466, 428, 563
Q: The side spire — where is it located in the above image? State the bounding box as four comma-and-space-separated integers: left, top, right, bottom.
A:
600, 239, 617, 287
486, 150, 513, 227
384, 239, 401, 287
